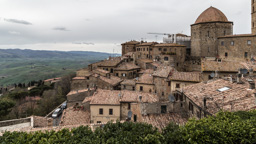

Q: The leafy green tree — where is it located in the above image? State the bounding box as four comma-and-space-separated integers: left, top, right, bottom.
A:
0, 98, 15, 119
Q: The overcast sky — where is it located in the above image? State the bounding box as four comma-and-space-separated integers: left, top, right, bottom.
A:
0, 0, 251, 53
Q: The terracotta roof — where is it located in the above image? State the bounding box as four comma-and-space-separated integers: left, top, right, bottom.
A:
141, 113, 187, 129
93, 68, 110, 75
119, 90, 159, 103
44, 77, 61, 82
138, 69, 155, 74
170, 71, 201, 82
137, 73, 154, 84
137, 59, 153, 63
76, 68, 92, 77
87, 89, 159, 105
202, 59, 246, 72
154, 43, 185, 47
121, 41, 140, 45
218, 34, 256, 38
72, 77, 86, 80
98, 57, 123, 67
82, 96, 93, 103
138, 42, 158, 46
180, 79, 256, 115
60, 108, 90, 126
67, 88, 93, 96
90, 89, 121, 105
195, 7, 230, 24
153, 66, 175, 78
121, 79, 136, 86
99, 76, 122, 86
115, 62, 140, 71
124, 52, 135, 57
150, 62, 161, 68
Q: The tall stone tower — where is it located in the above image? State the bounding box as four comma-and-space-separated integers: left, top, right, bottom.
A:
252, 0, 256, 34
191, 7, 233, 57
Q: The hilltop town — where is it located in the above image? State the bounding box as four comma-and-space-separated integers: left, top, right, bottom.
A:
1, 1, 256, 134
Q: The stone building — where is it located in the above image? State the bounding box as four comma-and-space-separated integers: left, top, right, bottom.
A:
218, 34, 256, 61
152, 43, 186, 70
114, 62, 140, 79
83, 89, 159, 124
135, 72, 155, 94
169, 71, 202, 93
136, 42, 157, 59
121, 41, 140, 56
152, 66, 175, 101
175, 79, 256, 119
121, 79, 136, 91
191, 6, 233, 57
66, 88, 95, 107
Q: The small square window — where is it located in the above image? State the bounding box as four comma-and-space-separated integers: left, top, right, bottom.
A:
176, 83, 180, 88
159, 48, 162, 51
109, 109, 113, 115
225, 52, 228, 57
97, 121, 101, 124
99, 108, 103, 115
231, 41, 234, 46
163, 48, 167, 52
140, 86, 143, 91
221, 41, 224, 46
245, 52, 248, 58
248, 40, 252, 45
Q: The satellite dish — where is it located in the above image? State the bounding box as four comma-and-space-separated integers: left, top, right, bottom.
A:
240, 69, 248, 74
128, 111, 132, 119
210, 72, 215, 78
168, 94, 176, 103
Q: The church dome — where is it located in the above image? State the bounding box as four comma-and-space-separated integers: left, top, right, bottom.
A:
195, 7, 229, 24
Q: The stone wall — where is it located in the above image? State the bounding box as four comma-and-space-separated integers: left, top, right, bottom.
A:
122, 44, 137, 56
153, 77, 171, 101
32, 116, 48, 128
191, 22, 233, 57
218, 36, 256, 61
135, 83, 155, 93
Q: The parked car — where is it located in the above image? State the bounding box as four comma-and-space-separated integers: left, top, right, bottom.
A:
61, 101, 67, 109
52, 108, 62, 118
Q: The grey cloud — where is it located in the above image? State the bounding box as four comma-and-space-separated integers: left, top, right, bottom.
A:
4, 18, 32, 25
72, 42, 94, 45
8, 31, 21, 35
53, 27, 69, 31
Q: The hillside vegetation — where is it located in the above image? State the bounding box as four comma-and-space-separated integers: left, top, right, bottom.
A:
1, 111, 256, 143
0, 49, 116, 86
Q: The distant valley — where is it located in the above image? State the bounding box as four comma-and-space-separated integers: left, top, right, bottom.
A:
0, 49, 119, 86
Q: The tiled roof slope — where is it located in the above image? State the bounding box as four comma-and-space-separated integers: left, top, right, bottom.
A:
87, 89, 159, 105
170, 71, 201, 82
99, 76, 122, 86
141, 113, 187, 129
180, 79, 256, 115
60, 108, 90, 126
115, 62, 140, 71
153, 66, 175, 78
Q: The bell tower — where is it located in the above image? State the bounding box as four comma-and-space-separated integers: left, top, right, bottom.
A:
252, 0, 256, 34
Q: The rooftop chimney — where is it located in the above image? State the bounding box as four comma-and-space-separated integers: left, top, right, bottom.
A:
249, 81, 255, 89
237, 73, 242, 84
249, 68, 254, 77
203, 98, 207, 109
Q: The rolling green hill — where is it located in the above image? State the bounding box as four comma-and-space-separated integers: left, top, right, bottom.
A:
0, 49, 119, 86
